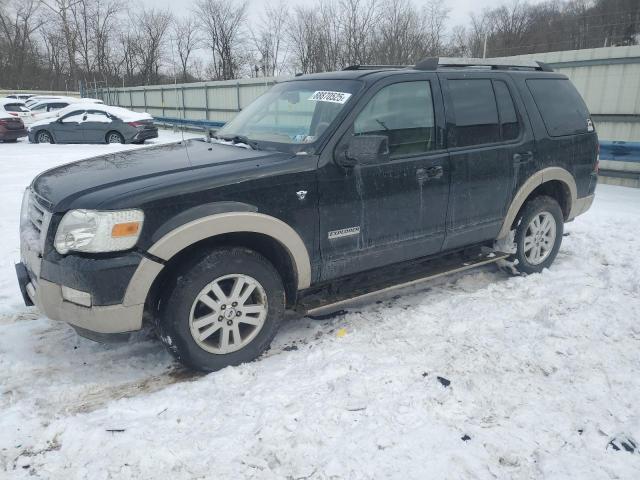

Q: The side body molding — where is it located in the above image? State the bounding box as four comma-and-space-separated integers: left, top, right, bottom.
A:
496, 167, 578, 240
123, 212, 312, 308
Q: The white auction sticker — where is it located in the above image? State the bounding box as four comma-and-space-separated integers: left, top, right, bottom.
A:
309, 91, 352, 104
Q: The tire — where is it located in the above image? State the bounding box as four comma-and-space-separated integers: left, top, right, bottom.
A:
36, 130, 54, 144
106, 131, 125, 144
508, 195, 564, 275
158, 247, 286, 372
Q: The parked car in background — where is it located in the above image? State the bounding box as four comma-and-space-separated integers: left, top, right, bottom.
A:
24, 96, 63, 109
29, 104, 157, 144
25, 96, 104, 125
5, 94, 35, 102
0, 111, 27, 142
0, 98, 32, 121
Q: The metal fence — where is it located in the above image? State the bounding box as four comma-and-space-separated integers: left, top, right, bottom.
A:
1, 89, 80, 98
84, 77, 282, 126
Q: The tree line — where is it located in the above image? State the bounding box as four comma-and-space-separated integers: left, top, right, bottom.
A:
0, 0, 638, 91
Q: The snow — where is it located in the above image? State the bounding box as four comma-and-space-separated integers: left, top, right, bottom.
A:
1, 138, 640, 478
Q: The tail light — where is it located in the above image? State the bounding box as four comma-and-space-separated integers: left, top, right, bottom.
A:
8, 112, 18, 116
127, 121, 146, 127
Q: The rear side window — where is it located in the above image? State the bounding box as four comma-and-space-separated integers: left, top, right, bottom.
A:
527, 79, 590, 137
4, 103, 29, 113
493, 81, 520, 141
354, 81, 436, 157
48, 103, 69, 111
448, 79, 500, 147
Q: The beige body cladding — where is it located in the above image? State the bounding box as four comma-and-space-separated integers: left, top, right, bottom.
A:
496, 166, 593, 240
122, 212, 312, 309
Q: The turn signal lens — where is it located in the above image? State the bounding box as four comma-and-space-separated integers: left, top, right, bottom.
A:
111, 222, 141, 238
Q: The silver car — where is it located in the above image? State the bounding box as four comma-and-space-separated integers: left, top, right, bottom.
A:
28, 105, 158, 144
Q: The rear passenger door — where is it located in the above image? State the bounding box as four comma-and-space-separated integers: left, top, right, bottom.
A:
439, 73, 535, 250
82, 110, 113, 143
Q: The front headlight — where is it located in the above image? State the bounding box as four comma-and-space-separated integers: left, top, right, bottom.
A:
54, 209, 144, 254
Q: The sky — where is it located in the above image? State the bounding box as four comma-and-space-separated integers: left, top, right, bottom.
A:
142, 0, 543, 29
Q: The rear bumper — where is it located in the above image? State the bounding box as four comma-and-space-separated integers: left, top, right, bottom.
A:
569, 194, 595, 220
133, 128, 158, 142
16, 260, 144, 334
0, 128, 27, 140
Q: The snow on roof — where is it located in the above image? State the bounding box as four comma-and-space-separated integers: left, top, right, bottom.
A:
0, 98, 26, 106
90, 104, 153, 121
28, 103, 153, 128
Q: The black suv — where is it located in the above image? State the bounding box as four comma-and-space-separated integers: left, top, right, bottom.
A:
15, 58, 598, 371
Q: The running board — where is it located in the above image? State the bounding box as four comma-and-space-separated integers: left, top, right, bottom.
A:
299, 249, 510, 315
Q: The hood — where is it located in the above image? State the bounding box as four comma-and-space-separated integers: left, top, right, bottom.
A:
32, 139, 294, 211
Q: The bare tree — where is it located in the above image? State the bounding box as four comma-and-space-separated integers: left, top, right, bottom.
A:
136, 8, 172, 84
0, 0, 43, 88
171, 15, 201, 82
251, 0, 289, 76
196, 0, 247, 80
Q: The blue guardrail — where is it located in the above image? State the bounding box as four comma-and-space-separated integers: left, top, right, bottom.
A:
599, 141, 640, 163
153, 116, 226, 129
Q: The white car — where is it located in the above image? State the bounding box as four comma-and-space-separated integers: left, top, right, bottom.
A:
5, 94, 35, 102
24, 96, 64, 109
25, 97, 102, 125
0, 98, 32, 121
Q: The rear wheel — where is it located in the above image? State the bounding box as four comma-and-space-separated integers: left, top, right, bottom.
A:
158, 247, 285, 372
36, 130, 54, 144
503, 195, 564, 275
106, 131, 124, 144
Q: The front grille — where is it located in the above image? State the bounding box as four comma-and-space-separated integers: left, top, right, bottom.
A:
29, 196, 46, 234
22, 192, 52, 255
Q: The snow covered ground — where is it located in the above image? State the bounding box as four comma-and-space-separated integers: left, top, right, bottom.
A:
1, 135, 640, 479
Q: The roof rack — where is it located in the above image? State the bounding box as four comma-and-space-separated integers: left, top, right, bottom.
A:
343, 58, 554, 73
415, 57, 553, 72
343, 64, 410, 71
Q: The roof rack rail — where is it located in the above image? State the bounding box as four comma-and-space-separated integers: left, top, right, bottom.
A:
414, 57, 554, 72
343, 64, 410, 71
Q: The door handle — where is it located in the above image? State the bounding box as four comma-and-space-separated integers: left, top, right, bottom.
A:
513, 151, 533, 163
417, 166, 443, 181
426, 166, 443, 179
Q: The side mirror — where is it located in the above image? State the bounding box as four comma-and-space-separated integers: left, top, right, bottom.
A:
341, 134, 389, 167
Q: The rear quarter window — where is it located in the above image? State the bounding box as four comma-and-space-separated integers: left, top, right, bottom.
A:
527, 78, 591, 137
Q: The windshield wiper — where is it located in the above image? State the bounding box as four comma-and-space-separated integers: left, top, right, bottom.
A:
212, 134, 260, 150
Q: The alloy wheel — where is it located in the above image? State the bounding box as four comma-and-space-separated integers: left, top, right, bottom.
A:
523, 211, 557, 265
107, 132, 123, 144
188, 274, 268, 354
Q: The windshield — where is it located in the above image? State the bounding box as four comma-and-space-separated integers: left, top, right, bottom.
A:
216, 79, 361, 151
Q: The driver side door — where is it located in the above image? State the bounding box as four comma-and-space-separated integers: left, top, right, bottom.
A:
53, 110, 86, 143
317, 75, 449, 280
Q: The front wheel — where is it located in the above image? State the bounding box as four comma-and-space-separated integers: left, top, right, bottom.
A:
158, 247, 285, 372
505, 195, 564, 275
36, 130, 54, 144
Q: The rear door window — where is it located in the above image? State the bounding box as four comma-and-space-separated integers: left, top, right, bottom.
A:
48, 103, 69, 112
447, 79, 500, 147
527, 79, 590, 137
354, 81, 436, 157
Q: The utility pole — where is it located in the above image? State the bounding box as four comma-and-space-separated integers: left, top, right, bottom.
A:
483, 33, 488, 59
